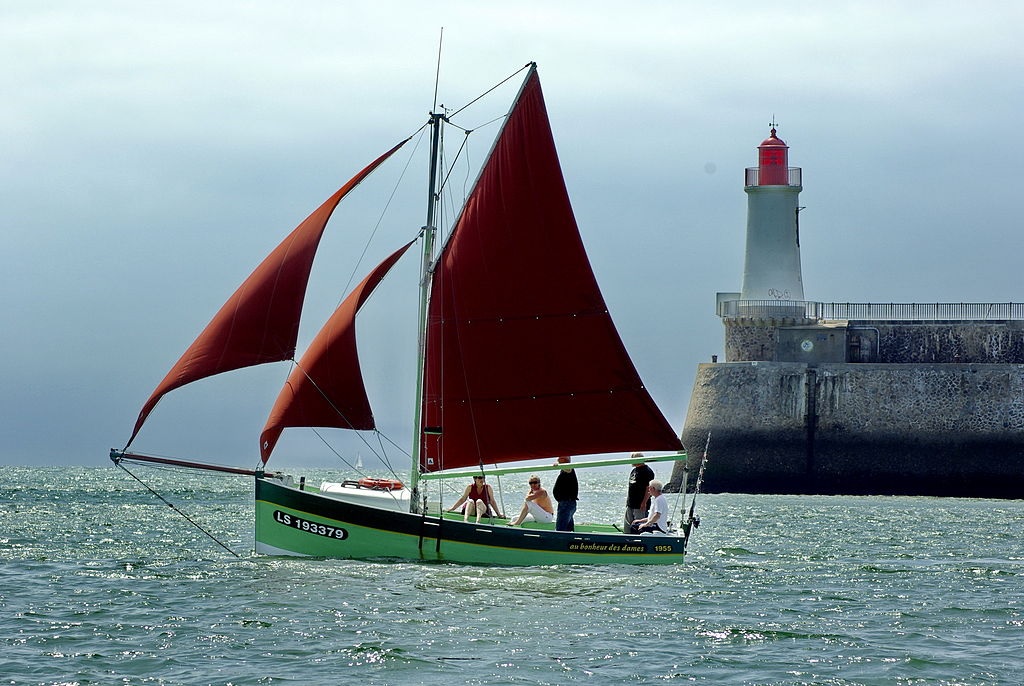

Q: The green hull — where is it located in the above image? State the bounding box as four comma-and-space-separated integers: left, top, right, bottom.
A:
255, 477, 686, 565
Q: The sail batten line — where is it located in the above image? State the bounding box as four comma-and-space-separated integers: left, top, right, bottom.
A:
449, 385, 659, 405
442, 308, 611, 325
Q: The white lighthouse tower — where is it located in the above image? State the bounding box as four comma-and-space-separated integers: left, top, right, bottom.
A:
739, 127, 804, 301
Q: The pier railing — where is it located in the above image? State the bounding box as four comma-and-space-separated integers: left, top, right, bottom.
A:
719, 300, 1024, 321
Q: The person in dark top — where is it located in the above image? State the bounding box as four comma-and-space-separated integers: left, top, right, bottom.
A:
447, 475, 502, 523
623, 452, 654, 534
552, 455, 578, 532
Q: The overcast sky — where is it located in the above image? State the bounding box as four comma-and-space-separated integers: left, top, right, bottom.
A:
3, 1, 1021, 468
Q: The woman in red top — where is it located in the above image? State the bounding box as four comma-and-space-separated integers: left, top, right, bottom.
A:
447, 475, 503, 522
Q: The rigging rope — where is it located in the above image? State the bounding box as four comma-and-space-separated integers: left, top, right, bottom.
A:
340, 123, 428, 301
437, 130, 472, 198
293, 350, 412, 491
448, 62, 533, 119
114, 461, 241, 559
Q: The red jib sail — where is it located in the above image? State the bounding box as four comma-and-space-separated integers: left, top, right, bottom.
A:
420, 68, 682, 472
126, 140, 407, 447
259, 241, 414, 463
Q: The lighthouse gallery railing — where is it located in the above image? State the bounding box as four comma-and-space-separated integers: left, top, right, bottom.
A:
744, 167, 803, 187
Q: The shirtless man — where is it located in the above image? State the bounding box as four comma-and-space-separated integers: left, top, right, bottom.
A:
507, 474, 554, 526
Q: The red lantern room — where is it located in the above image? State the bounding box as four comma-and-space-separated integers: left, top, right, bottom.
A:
757, 127, 789, 186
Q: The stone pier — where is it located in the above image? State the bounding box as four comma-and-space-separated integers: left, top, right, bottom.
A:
671, 312, 1024, 498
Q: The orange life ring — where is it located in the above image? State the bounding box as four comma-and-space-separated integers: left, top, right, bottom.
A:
357, 477, 404, 491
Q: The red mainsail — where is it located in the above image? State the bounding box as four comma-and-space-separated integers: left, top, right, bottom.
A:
127, 140, 407, 447
259, 241, 413, 463
420, 68, 682, 472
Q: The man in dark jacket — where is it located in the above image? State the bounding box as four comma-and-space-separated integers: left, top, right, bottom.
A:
552, 455, 578, 531
624, 452, 654, 533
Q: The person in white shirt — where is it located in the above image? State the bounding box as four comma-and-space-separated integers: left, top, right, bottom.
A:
632, 480, 670, 534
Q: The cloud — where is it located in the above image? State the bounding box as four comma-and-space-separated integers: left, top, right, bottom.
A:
2, 1, 1022, 465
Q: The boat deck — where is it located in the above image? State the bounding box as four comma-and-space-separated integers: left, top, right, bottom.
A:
438, 510, 623, 534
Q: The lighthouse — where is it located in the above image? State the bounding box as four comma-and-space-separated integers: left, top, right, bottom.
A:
739, 127, 804, 301
681, 125, 1024, 500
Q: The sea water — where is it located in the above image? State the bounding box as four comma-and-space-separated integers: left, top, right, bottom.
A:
1, 465, 1022, 685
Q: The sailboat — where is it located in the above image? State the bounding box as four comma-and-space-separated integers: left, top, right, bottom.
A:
111, 63, 699, 565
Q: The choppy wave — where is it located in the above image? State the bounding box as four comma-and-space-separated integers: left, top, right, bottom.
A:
2, 466, 1022, 684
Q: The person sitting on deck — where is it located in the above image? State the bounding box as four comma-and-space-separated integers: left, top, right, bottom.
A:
632, 480, 670, 534
447, 475, 503, 523
507, 475, 554, 526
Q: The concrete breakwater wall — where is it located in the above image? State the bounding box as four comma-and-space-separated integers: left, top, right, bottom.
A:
726, 320, 1024, 365
852, 321, 1024, 363
675, 361, 1024, 498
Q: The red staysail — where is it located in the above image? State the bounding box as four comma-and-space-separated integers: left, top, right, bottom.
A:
420, 69, 682, 472
259, 241, 413, 463
126, 140, 407, 447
